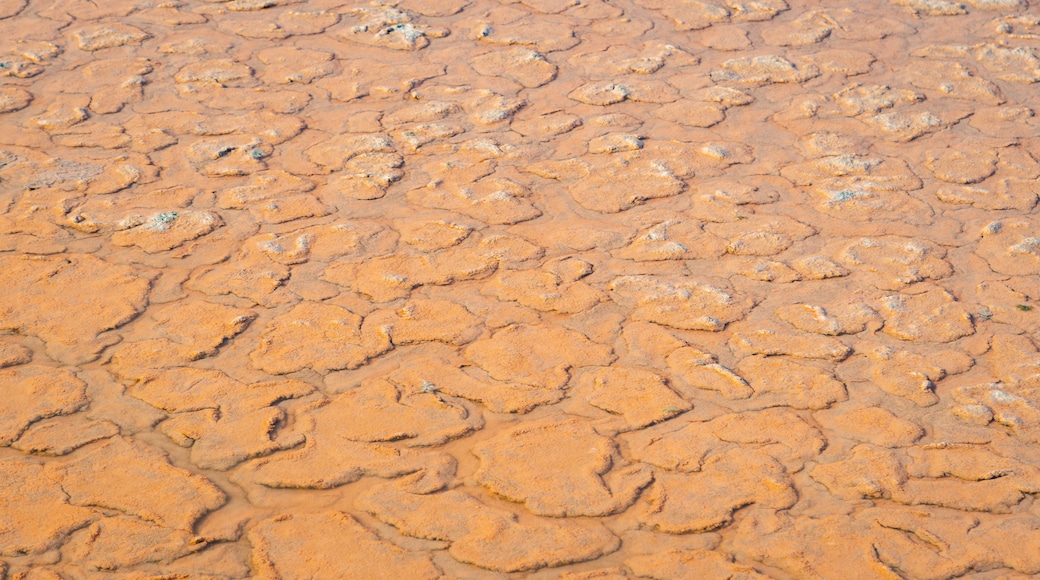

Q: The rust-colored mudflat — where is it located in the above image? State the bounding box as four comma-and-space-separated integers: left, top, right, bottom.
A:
2, 0, 1040, 577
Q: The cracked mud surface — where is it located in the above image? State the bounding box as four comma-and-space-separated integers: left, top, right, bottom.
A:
2, 0, 1040, 578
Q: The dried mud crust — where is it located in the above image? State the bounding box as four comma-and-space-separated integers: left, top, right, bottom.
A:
2, 0, 1040, 578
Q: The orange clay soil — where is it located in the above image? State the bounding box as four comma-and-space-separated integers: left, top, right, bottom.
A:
2, 0, 1040, 578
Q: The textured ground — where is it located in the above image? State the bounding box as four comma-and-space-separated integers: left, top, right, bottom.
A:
2, 0, 1040, 578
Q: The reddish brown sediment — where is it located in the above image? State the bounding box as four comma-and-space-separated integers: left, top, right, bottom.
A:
2, 0, 1040, 577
